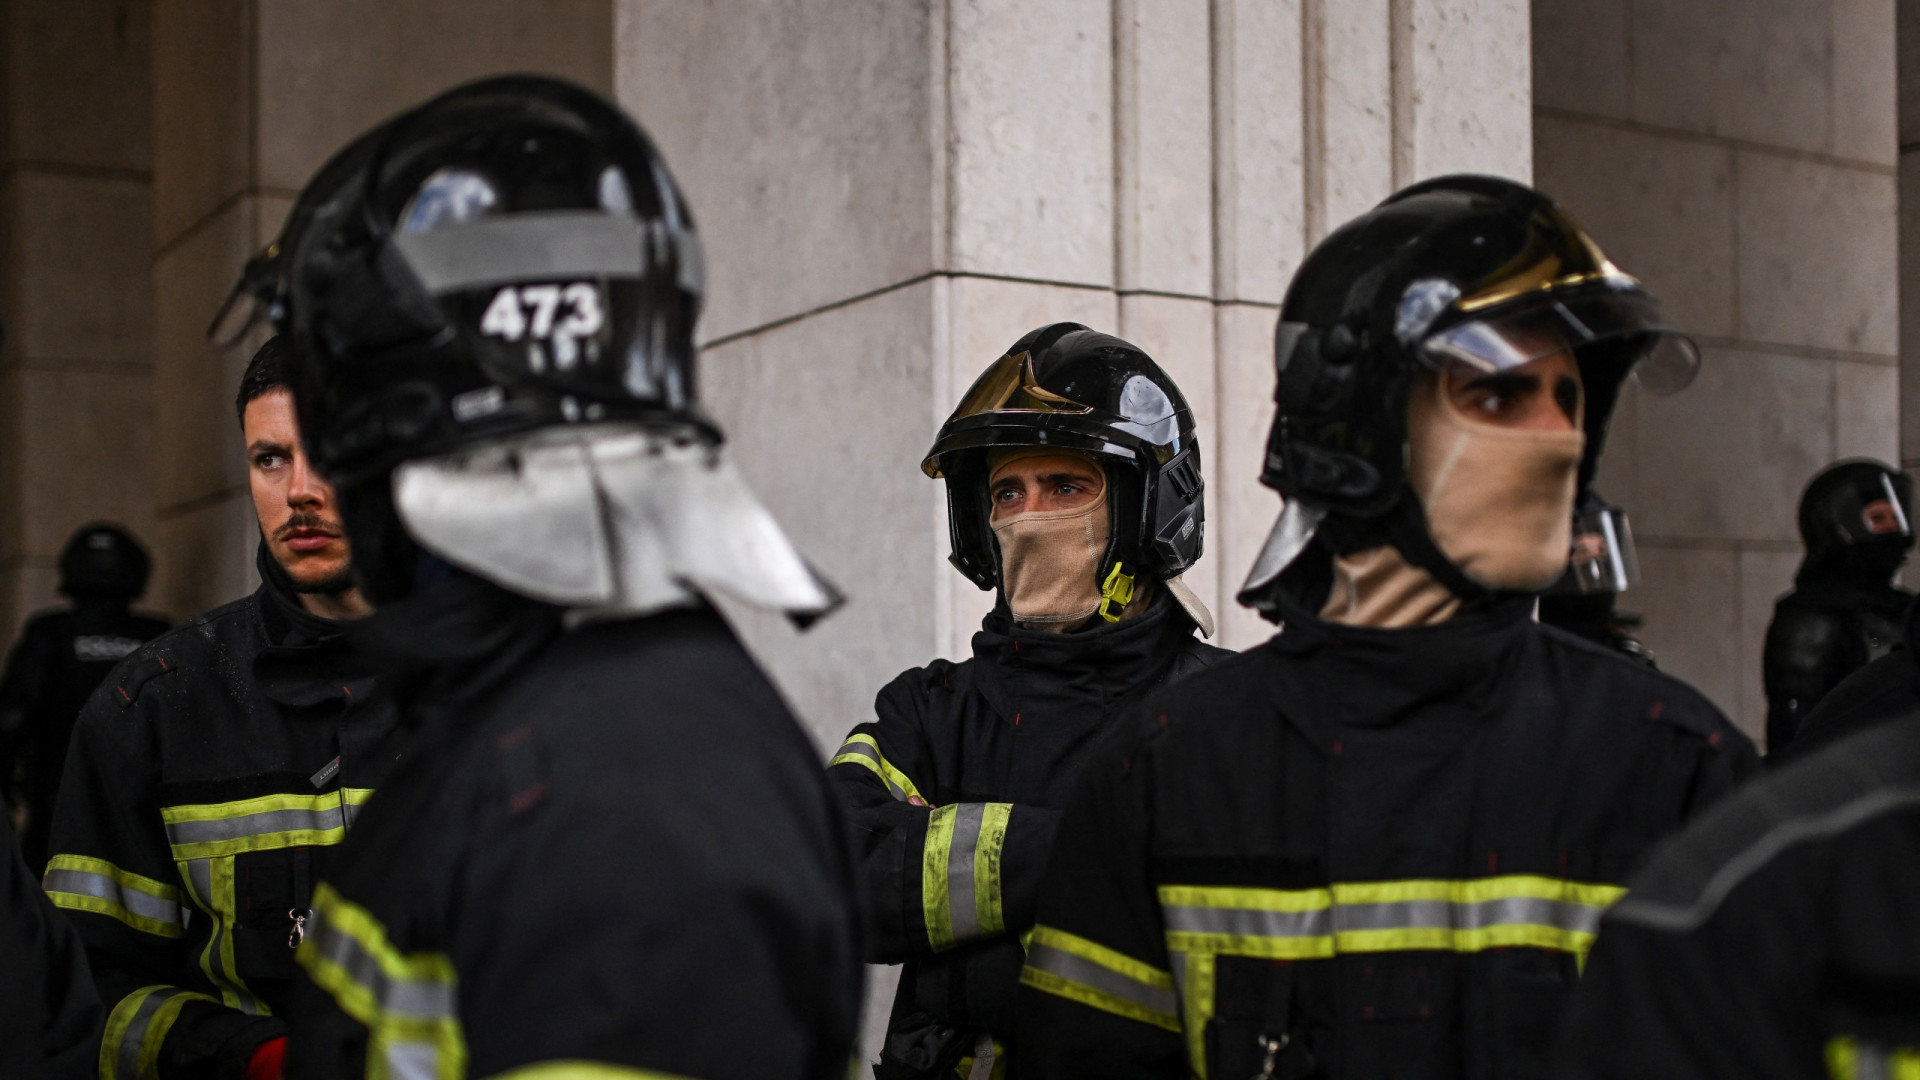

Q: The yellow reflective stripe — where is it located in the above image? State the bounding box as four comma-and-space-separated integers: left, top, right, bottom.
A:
100, 986, 218, 1080
1019, 925, 1181, 1032
1174, 951, 1216, 1079
828, 734, 926, 803
1828, 1036, 1920, 1080
924, 804, 958, 951
487, 1063, 699, 1080
974, 803, 1011, 937
954, 1035, 1008, 1080
162, 788, 374, 859
1159, 876, 1625, 960
297, 882, 465, 1080
44, 855, 185, 939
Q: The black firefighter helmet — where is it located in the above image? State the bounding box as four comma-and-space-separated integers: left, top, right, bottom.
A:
923, 323, 1203, 619
1241, 174, 1698, 609
58, 523, 152, 601
210, 75, 707, 495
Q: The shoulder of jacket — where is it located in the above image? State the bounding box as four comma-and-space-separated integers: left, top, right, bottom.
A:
99, 594, 260, 711
1533, 622, 1739, 738
1610, 714, 1920, 933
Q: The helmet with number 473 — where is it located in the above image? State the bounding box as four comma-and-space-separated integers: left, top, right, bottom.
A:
210, 74, 707, 492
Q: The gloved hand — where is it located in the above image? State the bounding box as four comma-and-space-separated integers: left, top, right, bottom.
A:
245, 1036, 286, 1080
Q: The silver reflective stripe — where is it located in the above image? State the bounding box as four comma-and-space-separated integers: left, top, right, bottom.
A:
833, 740, 906, 800
306, 910, 457, 1021
385, 1040, 440, 1080
43, 867, 182, 928
185, 858, 265, 1016
1026, 941, 1180, 1017
165, 804, 350, 848
392, 212, 648, 294
948, 803, 985, 940
1162, 903, 1330, 939
114, 988, 173, 1080
1333, 899, 1453, 933
1456, 895, 1604, 936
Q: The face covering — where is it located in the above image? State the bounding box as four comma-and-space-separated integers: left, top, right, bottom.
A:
1405, 372, 1586, 591
992, 485, 1111, 630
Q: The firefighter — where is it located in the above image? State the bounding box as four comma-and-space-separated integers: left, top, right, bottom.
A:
0, 523, 169, 874
835, 324, 1231, 1079
1559, 709, 1920, 1078
1014, 175, 1758, 1079
1763, 459, 1915, 757
43, 336, 395, 1080
0, 810, 100, 1079
208, 76, 862, 1079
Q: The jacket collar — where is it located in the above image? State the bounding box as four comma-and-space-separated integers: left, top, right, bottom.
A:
967, 590, 1200, 722
345, 569, 565, 720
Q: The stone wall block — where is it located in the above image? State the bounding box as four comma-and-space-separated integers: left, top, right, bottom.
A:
151, 0, 250, 244
1902, 0, 1920, 145
1118, 293, 1220, 618
699, 282, 939, 756
948, 0, 1114, 284
152, 200, 255, 511
150, 494, 256, 625
257, 0, 613, 193
1213, 301, 1281, 650
4, 172, 153, 363
5, 0, 152, 171
1314, 0, 1393, 234
617, 0, 936, 343
1631, 0, 1831, 152
1529, 0, 1629, 119
1211, 0, 1305, 305
1902, 152, 1920, 468
1736, 547, 1802, 746
1833, 0, 1898, 165
5, 365, 157, 557
1400, 0, 1533, 184
1534, 116, 1735, 339
1114, 0, 1213, 297
1633, 348, 1834, 543
1736, 151, 1898, 356
1834, 360, 1901, 463
1631, 543, 1741, 720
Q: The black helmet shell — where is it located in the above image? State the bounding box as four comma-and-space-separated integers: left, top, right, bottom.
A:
58, 523, 151, 600
926, 323, 1204, 592
216, 75, 707, 491
1798, 459, 1915, 557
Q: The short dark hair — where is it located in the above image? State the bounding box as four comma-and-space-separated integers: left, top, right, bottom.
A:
236, 336, 291, 424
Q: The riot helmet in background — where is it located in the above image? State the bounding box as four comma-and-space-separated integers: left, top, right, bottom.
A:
1240, 174, 1698, 615
214, 76, 836, 623
1549, 489, 1640, 598
1797, 459, 1915, 583
57, 524, 151, 601
924, 323, 1209, 629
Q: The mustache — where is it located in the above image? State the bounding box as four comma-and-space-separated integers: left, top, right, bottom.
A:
274, 512, 344, 541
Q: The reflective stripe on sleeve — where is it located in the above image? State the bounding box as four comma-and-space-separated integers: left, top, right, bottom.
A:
297, 881, 465, 1080
44, 855, 187, 939
1158, 875, 1626, 960
922, 802, 1014, 950
828, 734, 926, 803
1828, 1036, 1920, 1080
161, 788, 374, 859
99, 985, 217, 1080
1019, 925, 1181, 1032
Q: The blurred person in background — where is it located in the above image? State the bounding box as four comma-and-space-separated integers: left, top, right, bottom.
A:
44, 337, 395, 1080
833, 323, 1230, 1080
1764, 459, 1915, 757
0, 809, 100, 1079
0, 523, 168, 874
1537, 491, 1655, 666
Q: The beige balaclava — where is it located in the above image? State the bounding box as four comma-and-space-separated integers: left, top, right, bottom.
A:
988, 448, 1113, 631
1322, 371, 1584, 627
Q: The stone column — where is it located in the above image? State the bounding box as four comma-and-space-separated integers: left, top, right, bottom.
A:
0, 0, 156, 646
147, 0, 614, 620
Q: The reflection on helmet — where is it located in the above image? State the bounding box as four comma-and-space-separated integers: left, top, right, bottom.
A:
58, 523, 152, 600
1546, 491, 1639, 597
926, 323, 1205, 620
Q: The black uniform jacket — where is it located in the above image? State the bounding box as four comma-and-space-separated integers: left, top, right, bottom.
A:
1014, 594, 1757, 1080
46, 547, 399, 1080
1763, 565, 1911, 756
833, 593, 1229, 1078
0, 810, 101, 1079
1772, 596, 1919, 768
1559, 711, 1920, 1078
285, 575, 864, 1080
0, 599, 169, 872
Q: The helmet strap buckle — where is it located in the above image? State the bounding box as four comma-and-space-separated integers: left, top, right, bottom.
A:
1099, 561, 1136, 623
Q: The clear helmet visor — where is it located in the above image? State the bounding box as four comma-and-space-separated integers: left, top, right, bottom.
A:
1565, 504, 1640, 594
1418, 289, 1700, 397
1832, 471, 1914, 545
